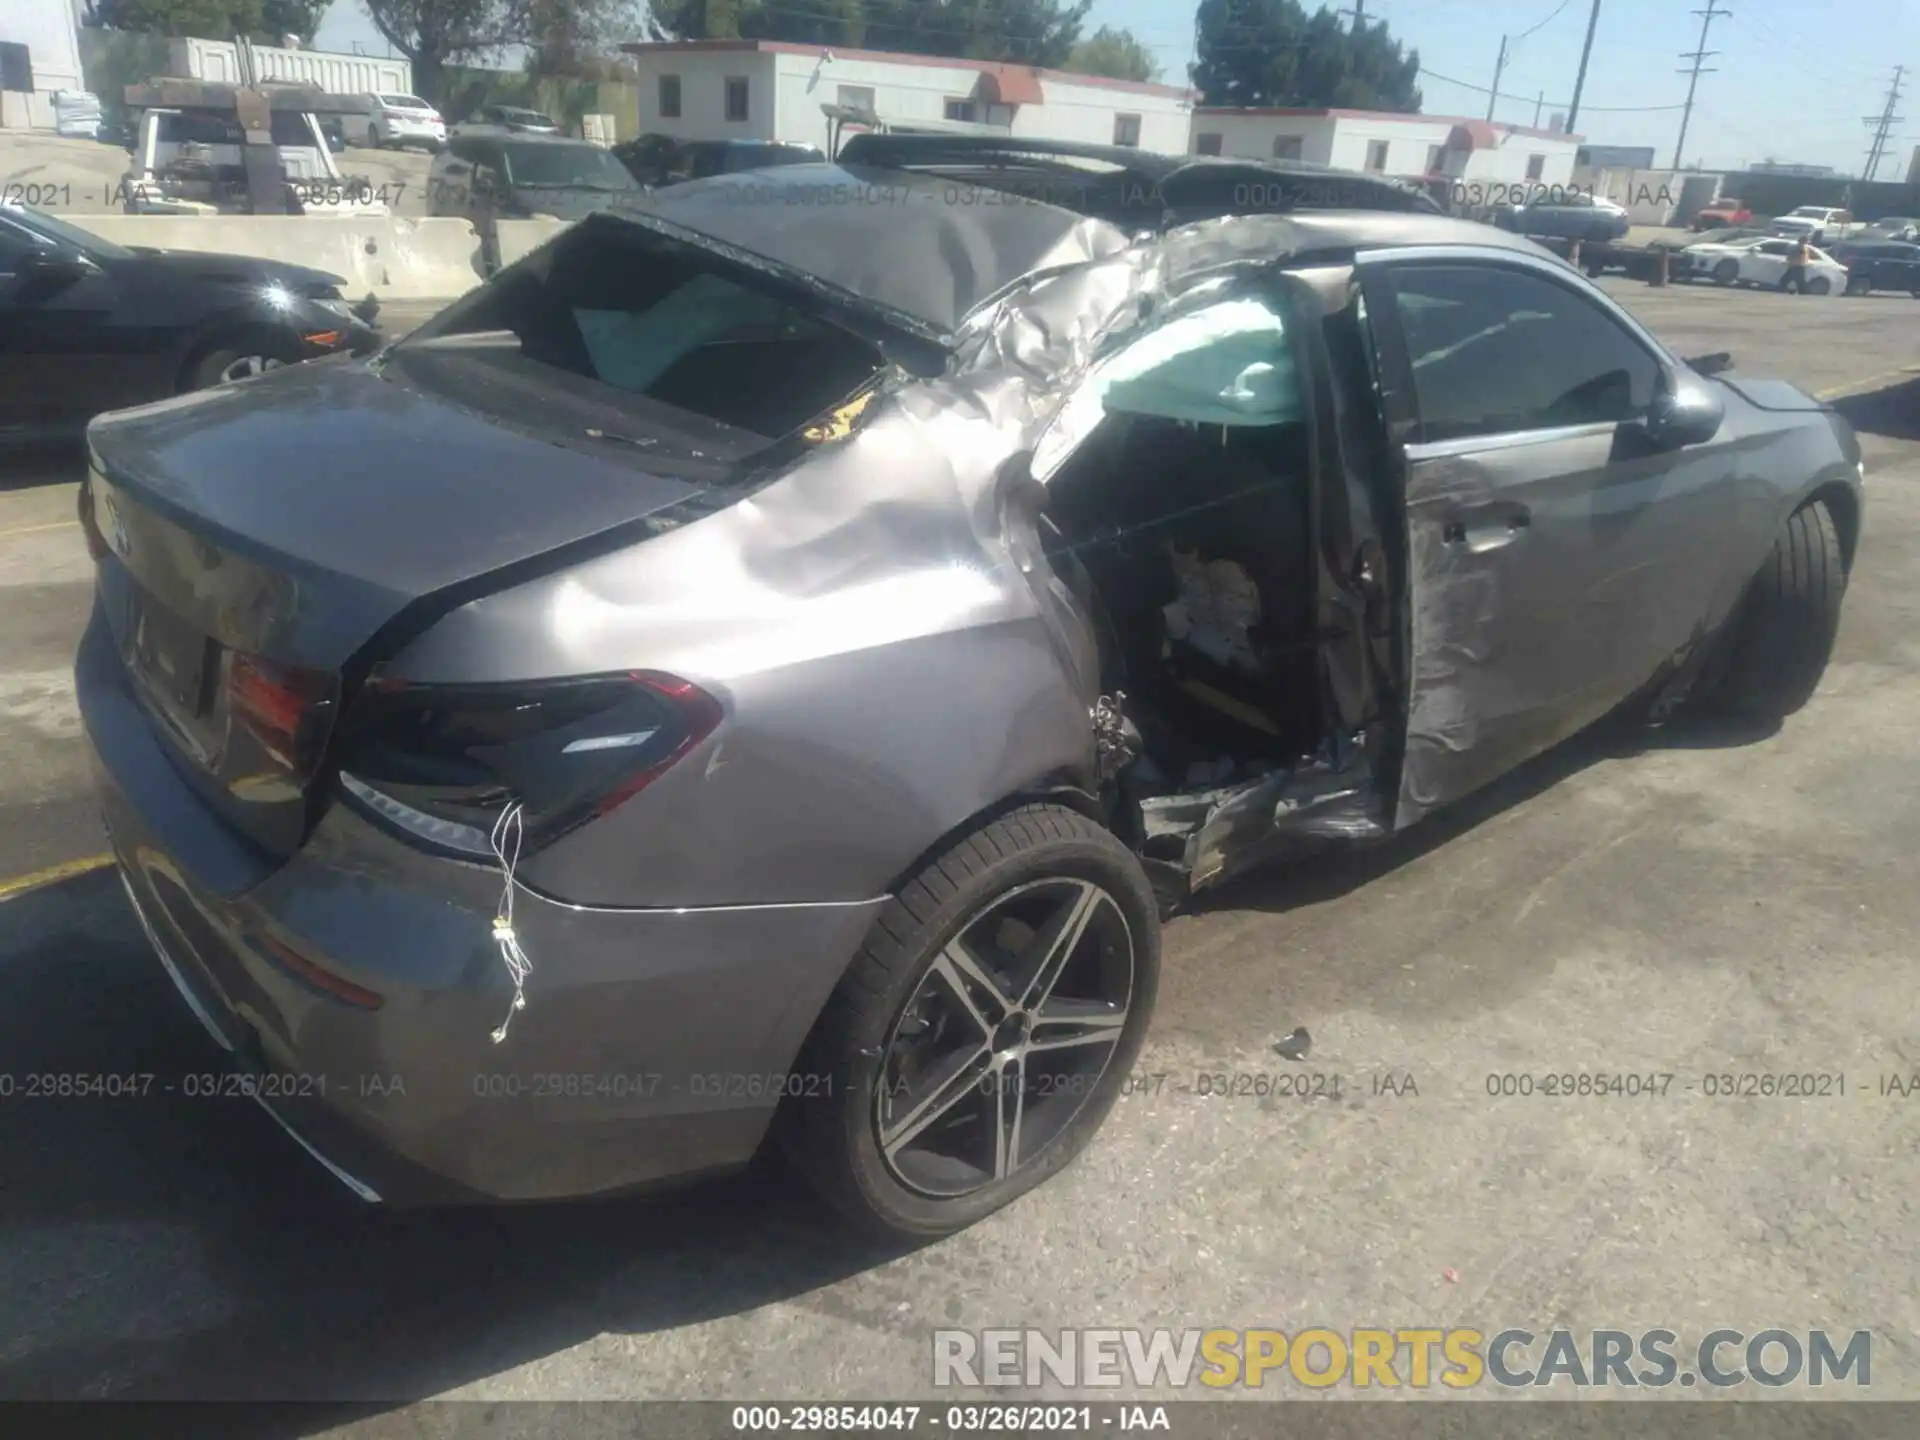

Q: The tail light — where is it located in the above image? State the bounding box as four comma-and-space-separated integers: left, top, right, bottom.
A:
332, 671, 722, 858
230, 653, 336, 782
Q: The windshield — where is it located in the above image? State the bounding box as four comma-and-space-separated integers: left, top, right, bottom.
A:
502, 142, 638, 189
8, 204, 134, 261
1787, 208, 1830, 218
502, 110, 554, 125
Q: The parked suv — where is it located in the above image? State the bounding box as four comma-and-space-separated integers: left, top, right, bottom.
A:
427, 131, 646, 271
363, 93, 446, 151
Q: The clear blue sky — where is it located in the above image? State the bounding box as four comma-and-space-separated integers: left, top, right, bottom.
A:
313, 0, 1920, 175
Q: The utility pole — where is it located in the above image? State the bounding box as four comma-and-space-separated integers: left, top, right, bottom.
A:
1672, 2, 1730, 172
1566, 0, 1603, 132
1486, 35, 1510, 122
1535, 90, 1545, 127
1861, 66, 1905, 181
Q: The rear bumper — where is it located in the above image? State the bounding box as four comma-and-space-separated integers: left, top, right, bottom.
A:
76, 601, 886, 1206
380, 118, 445, 142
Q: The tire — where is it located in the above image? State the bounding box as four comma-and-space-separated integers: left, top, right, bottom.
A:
779, 802, 1161, 1241
1847, 275, 1872, 296
1713, 258, 1738, 285
1806, 276, 1832, 295
1708, 499, 1848, 719
185, 332, 300, 391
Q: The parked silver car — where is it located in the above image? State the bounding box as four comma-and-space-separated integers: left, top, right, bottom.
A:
76, 138, 1862, 1239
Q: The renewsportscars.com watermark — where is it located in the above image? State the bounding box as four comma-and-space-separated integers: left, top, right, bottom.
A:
933, 1328, 1872, 1391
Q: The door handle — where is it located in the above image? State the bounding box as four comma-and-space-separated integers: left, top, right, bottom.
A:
1443, 508, 1530, 551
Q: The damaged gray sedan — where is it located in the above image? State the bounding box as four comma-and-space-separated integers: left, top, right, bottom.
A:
76, 137, 1863, 1238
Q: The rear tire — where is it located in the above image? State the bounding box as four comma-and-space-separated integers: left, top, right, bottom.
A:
1708, 499, 1848, 719
779, 803, 1160, 1241
1806, 276, 1832, 295
1847, 275, 1872, 296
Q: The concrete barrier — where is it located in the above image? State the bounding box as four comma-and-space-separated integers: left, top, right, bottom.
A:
493, 217, 575, 272
63, 215, 484, 301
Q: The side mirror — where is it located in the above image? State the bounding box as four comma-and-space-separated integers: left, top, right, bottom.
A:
1646, 367, 1725, 448
18, 248, 91, 290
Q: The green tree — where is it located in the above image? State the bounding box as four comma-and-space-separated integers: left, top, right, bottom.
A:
84, 0, 331, 42
1064, 25, 1160, 83
1192, 0, 1419, 111
646, 0, 1092, 67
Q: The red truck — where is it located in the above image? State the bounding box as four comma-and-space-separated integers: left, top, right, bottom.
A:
1692, 197, 1753, 230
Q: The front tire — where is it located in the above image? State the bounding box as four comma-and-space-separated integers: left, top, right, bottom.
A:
780, 803, 1160, 1241
1805, 276, 1832, 295
185, 331, 300, 390
1708, 499, 1848, 719
1713, 258, 1739, 285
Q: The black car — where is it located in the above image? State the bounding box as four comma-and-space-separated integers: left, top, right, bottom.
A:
612, 134, 825, 187
1829, 240, 1920, 296
0, 203, 381, 445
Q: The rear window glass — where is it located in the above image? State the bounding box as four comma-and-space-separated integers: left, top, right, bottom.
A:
380, 94, 429, 108
156, 112, 316, 147
501, 142, 638, 190
391, 220, 890, 446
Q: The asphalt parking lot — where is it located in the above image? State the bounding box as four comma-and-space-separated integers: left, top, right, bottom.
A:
2, 277, 1918, 1419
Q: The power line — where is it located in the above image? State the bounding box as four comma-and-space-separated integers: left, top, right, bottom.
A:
1512, 0, 1576, 44
1862, 66, 1905, 180
1416, 65, 1686, 112
1672, 2, 1730, 170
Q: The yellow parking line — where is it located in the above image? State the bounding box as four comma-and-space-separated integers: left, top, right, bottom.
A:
1817, 368, 1920, 400
0, 519, 79, 540
0, 853, 116, 903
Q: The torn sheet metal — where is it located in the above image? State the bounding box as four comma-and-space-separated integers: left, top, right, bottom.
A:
614, 164, 1135, 342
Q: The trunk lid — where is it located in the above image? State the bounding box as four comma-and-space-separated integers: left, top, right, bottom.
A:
84, 354, 722, 855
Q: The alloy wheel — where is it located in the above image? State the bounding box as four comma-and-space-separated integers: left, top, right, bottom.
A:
874, 878, 1135, 1199
218, 354, 286, 384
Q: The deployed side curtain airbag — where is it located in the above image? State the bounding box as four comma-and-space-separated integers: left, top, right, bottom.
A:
574, 273, 790, 393
1033, 296, 1302, 480
1096, 297, 1300, 425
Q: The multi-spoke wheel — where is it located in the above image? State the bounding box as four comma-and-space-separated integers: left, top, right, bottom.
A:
780, 803, 1160, 1240
187, 333, 300, 392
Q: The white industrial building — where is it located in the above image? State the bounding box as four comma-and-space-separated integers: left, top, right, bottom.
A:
0, 0, 84, 130
1190, 107, 1584, 188
619, 39, 1195, 158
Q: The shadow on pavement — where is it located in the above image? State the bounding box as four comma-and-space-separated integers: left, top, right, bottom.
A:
0, 871, 912, 1416
1194, 704, 1775, 921
1831, 376, 1920, 441
0, 441, 88, 492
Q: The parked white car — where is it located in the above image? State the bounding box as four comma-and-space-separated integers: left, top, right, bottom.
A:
363, 93, 446, 151
1677, 235, 1847, 293
1767, 206, 1862, 245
